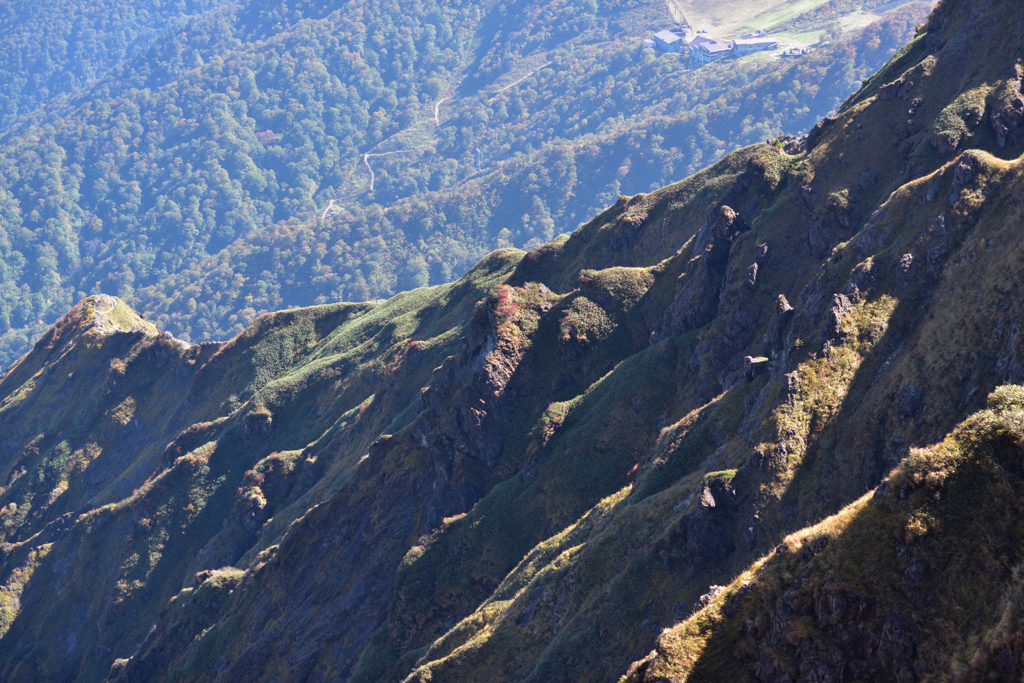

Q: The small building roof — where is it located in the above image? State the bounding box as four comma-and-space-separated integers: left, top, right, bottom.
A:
653, 30, 683, 44
694, 37, 731, 53
734, 37, 779, 46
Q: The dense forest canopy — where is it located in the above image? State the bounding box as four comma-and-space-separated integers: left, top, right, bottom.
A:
0, 0, 233, 133
0, 0, 929, 366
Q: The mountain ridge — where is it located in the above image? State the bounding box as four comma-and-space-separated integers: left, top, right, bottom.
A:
1, 0, 1024, 680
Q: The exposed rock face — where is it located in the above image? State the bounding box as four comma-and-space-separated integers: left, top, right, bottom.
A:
824, 293, 852, 342
659, 205, 747, 337
240, 408, 273, 439
665, 256, 721, 335
878, 75, 914, 102
706, 205, 745, 264
657, 476, 738, 573
416, 300, 525, 481
991, 61, 1024, 148
745, 262, 759, 291
722, 533, 927, 683
806, 213, 843, 259
763, 295, 796, 358
995, 300, 1024, 384
950, 151, 983, 201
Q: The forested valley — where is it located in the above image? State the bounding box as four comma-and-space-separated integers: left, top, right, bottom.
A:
0, 0, 928, 366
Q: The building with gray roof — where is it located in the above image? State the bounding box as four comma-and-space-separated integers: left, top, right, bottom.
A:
653, 30, 684, 53
733, 37, 779, 55
688, 36, 731, 67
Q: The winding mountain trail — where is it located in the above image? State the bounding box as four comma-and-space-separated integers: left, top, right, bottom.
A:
353, 64, 549, 195
351, 58, 553, 195
363, 154, 375, 191
433, 96, 451, 124
496, 62, 552, 93
320, 198, 337, 221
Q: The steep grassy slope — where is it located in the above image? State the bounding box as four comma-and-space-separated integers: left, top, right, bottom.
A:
626, 385, 1024, 682
0, 251, 521, 681
375, 1, 1024, 673
0, 0, 1022, 680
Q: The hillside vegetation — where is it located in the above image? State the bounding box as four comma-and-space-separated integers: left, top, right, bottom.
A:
2, 0, 1024, 680
0, 0, 233, 133
0, 0, 927, 367
627, 387, 1024, 683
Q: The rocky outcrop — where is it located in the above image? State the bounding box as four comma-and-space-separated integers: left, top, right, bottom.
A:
743, 356, 769, 381
824, 293, 852, 343
990, 61, 1024, 148
995, 299, 1024, 384
658, 205, 747, 338
750, 584, 921, 683
415, 287, 536, 482
763, 295, 795, 358
806, 196, 855, 259
657, 476, 738, 572
878, 75, 914, 102
664, 257, 720, 335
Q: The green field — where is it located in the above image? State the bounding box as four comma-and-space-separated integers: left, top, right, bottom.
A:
674, 0, 831, 35
674, 0, 926, 37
